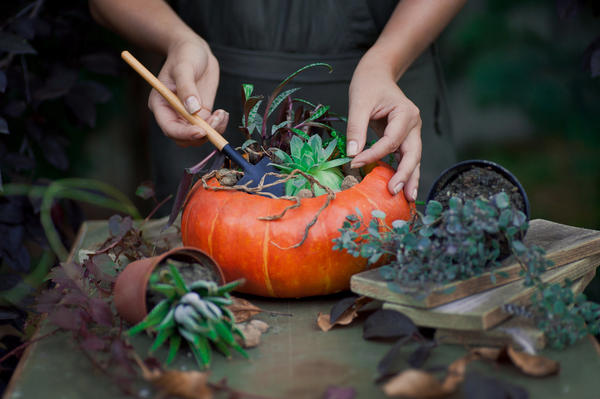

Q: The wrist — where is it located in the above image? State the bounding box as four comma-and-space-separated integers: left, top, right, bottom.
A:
165, 28, 206, 55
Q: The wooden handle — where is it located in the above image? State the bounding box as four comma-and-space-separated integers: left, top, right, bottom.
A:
121, 50, 228, 150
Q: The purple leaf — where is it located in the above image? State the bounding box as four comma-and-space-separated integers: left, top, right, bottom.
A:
324, 386, 356, 399
80, 332, 106, 352
60, 292, 88, 307
583, 37, 600, 78
0, 197, 25, 223
36, 289, 63, 313
11, 18, 36, 40
33, 66, 78, 102
41, 135, 69, 170
0, 70, 6, 93
71, 81, 112, 104
0, 32, 36, 54
0, 117, 8, 135
81, 53, 120, 76
464, 371, 528, 399
329, 296, 358, 324
363, 309, 417, 340
108, 215, 133, 238
49, 307, 82, 331
3, 100, 26, 117
65, 91, 96, 127
85, 255, 117, 283
89, 298, 113, 327
407, 341, 435, 368
376, 336, 412, 380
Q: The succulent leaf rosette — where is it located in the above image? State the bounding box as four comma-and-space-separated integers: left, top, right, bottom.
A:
271, 134, 350, 196
128, 263, 247, 368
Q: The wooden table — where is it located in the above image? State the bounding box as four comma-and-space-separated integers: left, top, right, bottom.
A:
4, 219, 600, 399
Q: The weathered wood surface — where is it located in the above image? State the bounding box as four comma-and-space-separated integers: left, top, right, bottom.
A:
352, 219, 600, 308
383, 256, 600, 331
434, 270, 597, 348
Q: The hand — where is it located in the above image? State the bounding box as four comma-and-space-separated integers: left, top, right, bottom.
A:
148, 34, 228, 146
346, 54, 422, 201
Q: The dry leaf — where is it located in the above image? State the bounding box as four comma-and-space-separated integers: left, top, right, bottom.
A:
228, 297, 264, 323
469, 347, 502, 361
506, 345, 559, 377
135, 355, 212, 399
317, 296, 372, 332
441, 353, 477, 392
236, 320, 270, 348
383, 369, 451, 398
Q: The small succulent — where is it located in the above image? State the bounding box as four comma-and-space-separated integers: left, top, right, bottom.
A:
128, 263, 247, 368
271, 134, 350, 196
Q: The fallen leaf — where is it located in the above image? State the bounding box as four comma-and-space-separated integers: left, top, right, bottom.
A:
236, 320, 270, 348
363, 309, 417, 340
463, 371, 528, 399
408, 341, 435, 368
318, 296, 373, 332
506, 346, 559, 377
470, 347, 502, 361
383, 369, 451, 398
324, 385, 356, 399
377, 336, 413, 380
441, 353, 477, 392
136, 354, 212, 399
228, 297, 264, 323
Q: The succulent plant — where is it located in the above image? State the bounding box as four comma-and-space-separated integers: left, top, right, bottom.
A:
271, 134, 350, 196
127, 262, 247, 368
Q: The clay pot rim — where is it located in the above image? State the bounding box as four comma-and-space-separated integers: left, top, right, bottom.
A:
425, 159, 531, 220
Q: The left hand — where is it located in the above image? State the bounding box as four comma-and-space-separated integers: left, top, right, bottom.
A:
346, 53, 422, 201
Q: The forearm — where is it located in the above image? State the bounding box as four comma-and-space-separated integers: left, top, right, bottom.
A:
366, 0, 466, 79
89, 0, 199, 54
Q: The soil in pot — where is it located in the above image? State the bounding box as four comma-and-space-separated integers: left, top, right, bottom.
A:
431, 166, 526, 213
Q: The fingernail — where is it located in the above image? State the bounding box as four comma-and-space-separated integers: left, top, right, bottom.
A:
393, 182, 404, 195
185, 96, 201, 114
412, 189, 418, 201
347, 140, 358, 156
351, 161, 365, 169
210, 112, 223, 128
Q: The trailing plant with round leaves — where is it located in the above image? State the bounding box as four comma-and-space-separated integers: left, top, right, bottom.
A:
127, 263, 247, 368
271, 134, 350, 196
334, 192, 600, 349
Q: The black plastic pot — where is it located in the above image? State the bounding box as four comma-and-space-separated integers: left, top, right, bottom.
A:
426, 159, 531, 220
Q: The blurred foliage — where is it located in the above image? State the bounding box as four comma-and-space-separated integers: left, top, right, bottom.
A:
439, 0, 600, 302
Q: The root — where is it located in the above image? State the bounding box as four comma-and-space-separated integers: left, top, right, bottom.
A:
200, 168, 336, 249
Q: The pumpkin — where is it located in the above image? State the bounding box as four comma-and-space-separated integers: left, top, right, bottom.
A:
181, 164, 413, 298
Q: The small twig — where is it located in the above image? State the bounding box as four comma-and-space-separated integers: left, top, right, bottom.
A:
0, 328, 60, 365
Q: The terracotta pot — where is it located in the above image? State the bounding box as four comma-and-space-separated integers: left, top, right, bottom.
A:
113, 247, 224, 324
181, 164, 414, 298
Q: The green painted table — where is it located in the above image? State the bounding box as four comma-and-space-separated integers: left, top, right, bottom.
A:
4, 219, 600, 399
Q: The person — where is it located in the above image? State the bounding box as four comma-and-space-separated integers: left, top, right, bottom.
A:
89, 0, 465, 201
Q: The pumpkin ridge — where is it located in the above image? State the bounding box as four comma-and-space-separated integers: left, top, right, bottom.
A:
262, 208, 275, 297
206, 194, 228, 257
352, 184, 380, 210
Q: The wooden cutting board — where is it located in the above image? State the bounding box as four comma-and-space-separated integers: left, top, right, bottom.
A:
383, 256, 600, 331
351, 219, 600, 308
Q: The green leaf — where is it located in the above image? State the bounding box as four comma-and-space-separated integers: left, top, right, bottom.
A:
242, 83, 254, 100
267, 87, 301, 117
315, 157, 350, 171
289, 128, 310, 140
127, 299, 171, 335
493, 192, 510, 208
149, 283, 177, 299
272, 63, 332, 97
168, 264, 189, 295
242, 139, 257, 150
273, 148, 293, 164
166, 334, 181, 364
189, 336, 212, 368
271, 121, 289, 136
150, 327, 174, 353
289, 135, 305, 159
246, 99, 263, 133
371, 210, 386, 219
426, 201, 443, 217
304, 105, 330, 124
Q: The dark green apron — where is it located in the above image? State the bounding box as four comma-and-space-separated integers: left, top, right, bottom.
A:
150, 0, 455, 202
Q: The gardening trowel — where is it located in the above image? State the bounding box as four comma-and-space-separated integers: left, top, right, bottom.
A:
121, 51, 285, 197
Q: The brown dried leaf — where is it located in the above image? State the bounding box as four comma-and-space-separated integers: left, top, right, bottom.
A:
227, 297, 264, 323
383, 369, 451, 398
136, 355, 212, 399
469, 347, 502, 361
506, 345, 559, 377
236, 320, 270, 348
442, 353, 476, 392
318, 296, 372, 332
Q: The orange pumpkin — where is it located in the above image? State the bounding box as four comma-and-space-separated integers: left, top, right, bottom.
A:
181, 164, 413, 298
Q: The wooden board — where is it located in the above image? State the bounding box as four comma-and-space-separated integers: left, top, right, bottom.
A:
434, 270, 596, 348
352, 219, 600, 308
383, 255, 600, 331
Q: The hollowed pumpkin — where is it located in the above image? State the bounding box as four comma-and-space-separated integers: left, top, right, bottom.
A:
181, 164, 413, 298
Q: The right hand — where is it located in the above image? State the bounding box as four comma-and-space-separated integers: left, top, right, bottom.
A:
148, 34, 228, 146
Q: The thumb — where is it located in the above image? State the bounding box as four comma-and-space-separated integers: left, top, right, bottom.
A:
345, 95, 370, 161
172, 63, 204, 115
